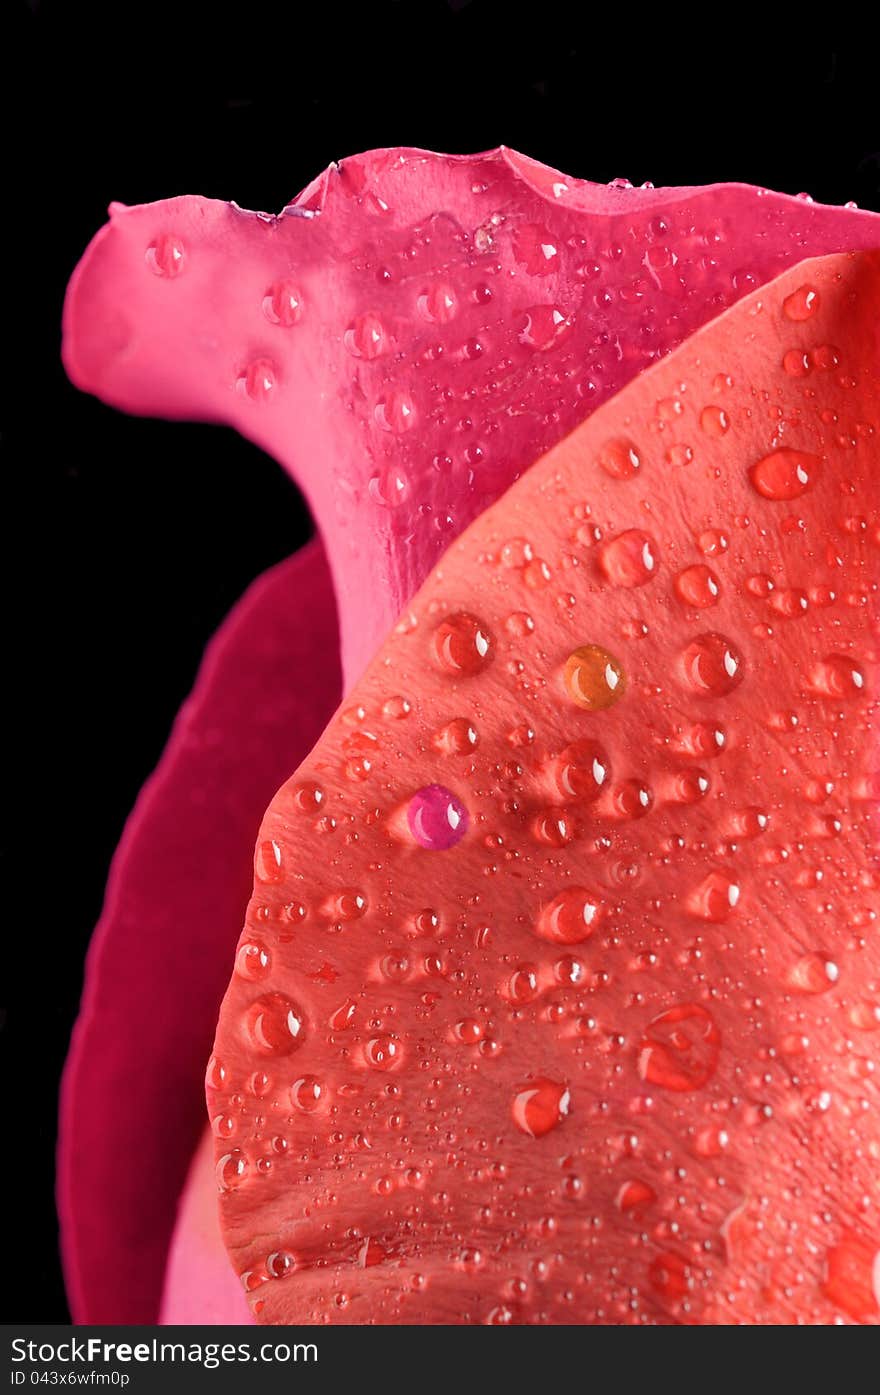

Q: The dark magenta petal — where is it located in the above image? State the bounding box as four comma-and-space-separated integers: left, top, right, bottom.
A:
58, 540, 340, 1323
62, 147, 879, 684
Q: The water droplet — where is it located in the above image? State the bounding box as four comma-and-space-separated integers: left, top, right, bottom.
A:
563, 645, 626, 710
146, 235, 185, 278
822, 1235, 880, 1321
239, 358, 277, 402
376, 389, 416, 433
783, 284, 820, 322
649, 1251, 694, 1300
267, 1250, 296, 1280
616, 1179, 657, 1213
537, 886, 606, 944
551, 738, 610, 801
511, 1078, 571, 1137
808, 654, 865, 699
290, 1075, 324, 1112
509, 964, 539, 1003
674, 565, 720, 609
518, 305, 572, 349
262, 279, 303, 326
638, 1003, 721, 1091
417, 282, 457, 323
344, 312, 388, 359
235, 940, 271, 981
512, 223, 559, 276
255, 839, 283, 883
749, 448, 819, 501
432, 612, 493, 675
407, 784, 469, 851
597, 437, 641, 480
599, 530, 659, 587
364, 1035, 401, 1070
699, 405, 729, 437
687, 869, 741, 922
245, 993, 305, 1055
368, 466, 409, 508
611, 778, 653, 819
680, 633, 743, 696
786, 952, 839, 994
216, 1150, 248, 1191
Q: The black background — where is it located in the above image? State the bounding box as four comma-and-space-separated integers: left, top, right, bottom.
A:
7, 0, 879, 1323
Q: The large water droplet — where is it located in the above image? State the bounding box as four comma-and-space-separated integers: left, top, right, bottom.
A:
808, 654, 865, 699
597, 437, 641, 480
687, 869, 741, 922
511, 1078, 571, 1137
551, 738, 610, 801
245, 993, 305, 1055
786, 952, 839, 994
749, 448, 819, 501
680, 632, 743, 696
537, 886, 605, 944
783, 284, 820, 322
431, 612, 493, 675
638, 1003, 721, 1091
262, 279, 303, 327
564, 645, 626, 710
599, 529, 659, 587
674, 565, 720, 609
146, 235, 185, 278
344, 312, 388, 359
407, 784, 469, 850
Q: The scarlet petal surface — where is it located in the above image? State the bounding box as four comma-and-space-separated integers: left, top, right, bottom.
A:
59, 542, 340, 1323
62, 147, 880, 684
210, 253, 880, 1325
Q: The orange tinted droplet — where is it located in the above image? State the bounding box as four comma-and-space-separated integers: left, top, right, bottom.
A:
564, 645, 626, 710
749, 447, 819, 501
431, 612, 494, 675
511, 1078, 571, 1137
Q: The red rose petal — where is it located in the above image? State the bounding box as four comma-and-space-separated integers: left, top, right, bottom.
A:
209, 252, 880, 1324
58, 541, 340, 1323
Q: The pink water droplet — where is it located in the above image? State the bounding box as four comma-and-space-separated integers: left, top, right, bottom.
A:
239, 358, 277, 402
146, 234, 185, 277
262, 278, 303, 326
344, 312, 388, 359
407, 784, 469, 850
